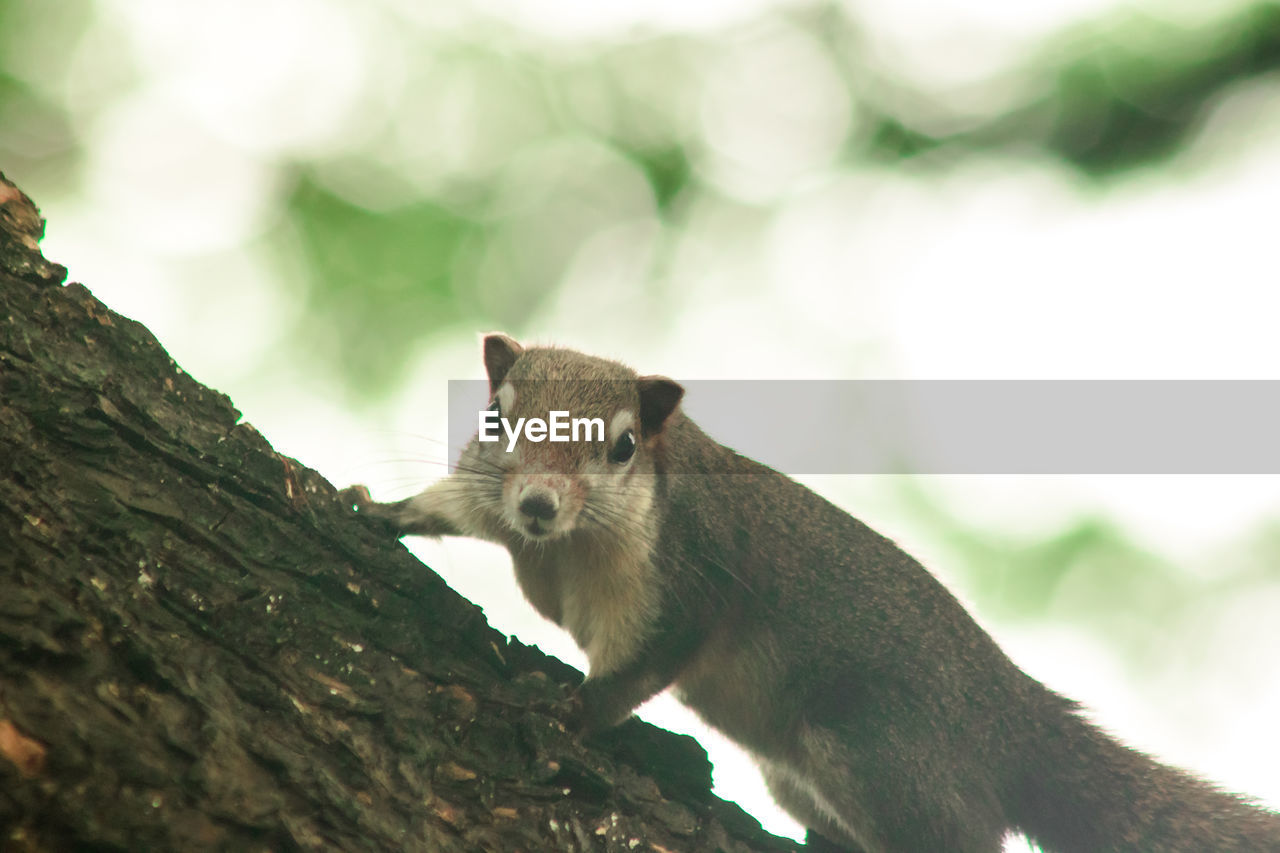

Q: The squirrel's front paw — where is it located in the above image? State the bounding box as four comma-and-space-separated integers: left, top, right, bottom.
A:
337, 484, 375, 510
337, 484, 406, 534
562, 689, 593, 735
565, 683, 635, 738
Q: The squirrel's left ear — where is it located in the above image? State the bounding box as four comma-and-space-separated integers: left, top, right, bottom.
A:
638, 376, 684, 437
482, 333, 523, 392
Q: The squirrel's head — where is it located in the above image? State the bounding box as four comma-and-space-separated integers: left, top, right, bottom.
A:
464, 333, 683, 543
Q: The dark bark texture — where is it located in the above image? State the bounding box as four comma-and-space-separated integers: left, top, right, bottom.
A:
0, 173, 800, 853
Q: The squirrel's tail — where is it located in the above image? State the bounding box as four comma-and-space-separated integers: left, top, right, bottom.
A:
1006, 689, 1280, 853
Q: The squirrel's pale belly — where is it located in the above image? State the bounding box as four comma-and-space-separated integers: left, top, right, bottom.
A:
514, 540, 660, 676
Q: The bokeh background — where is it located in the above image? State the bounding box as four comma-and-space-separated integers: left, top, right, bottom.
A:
4, 0, 1280, 848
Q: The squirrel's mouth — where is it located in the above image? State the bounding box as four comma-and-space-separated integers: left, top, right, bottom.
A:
516, 514, 575, 541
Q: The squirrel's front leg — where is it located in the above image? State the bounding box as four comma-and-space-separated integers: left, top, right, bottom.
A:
569, 618, 702, 736
338, 480, 465, 537
570, 671, 668, 735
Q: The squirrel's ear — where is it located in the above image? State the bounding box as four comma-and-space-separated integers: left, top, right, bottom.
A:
638, 376, 684, 437
482, 333, 523, 392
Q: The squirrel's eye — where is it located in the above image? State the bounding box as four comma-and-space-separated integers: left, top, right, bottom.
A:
487, 398, 501, 418
609, 429, 636, 464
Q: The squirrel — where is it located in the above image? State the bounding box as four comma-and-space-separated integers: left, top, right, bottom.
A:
341, 334, 1280, 853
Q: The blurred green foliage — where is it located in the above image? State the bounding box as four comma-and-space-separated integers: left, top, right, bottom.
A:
992, 4, 1280, 174
283, 178, 480, 392
895, 475, 1280, 678
4, 1, 1279, 395
292, 3, 1280, 392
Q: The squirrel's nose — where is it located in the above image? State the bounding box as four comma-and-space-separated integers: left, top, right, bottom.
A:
519, 492, 558, 521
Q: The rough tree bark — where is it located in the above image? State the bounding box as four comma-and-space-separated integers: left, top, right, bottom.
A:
0, 173, 801, 853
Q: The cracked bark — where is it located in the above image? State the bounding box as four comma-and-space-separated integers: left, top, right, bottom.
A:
0, 173, 801, 853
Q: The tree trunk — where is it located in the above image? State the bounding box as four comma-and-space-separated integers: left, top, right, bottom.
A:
0, 173, 799, 853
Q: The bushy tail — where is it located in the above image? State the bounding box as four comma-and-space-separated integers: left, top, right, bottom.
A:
1007, 690, 1280, 853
